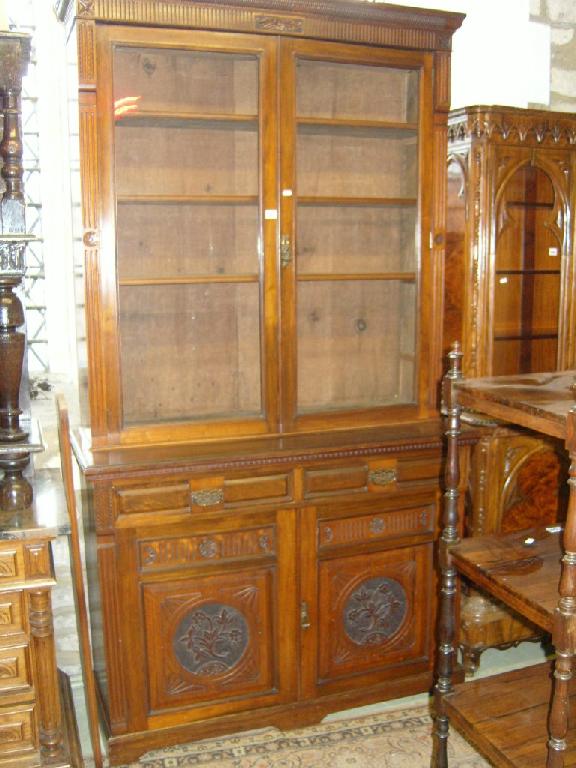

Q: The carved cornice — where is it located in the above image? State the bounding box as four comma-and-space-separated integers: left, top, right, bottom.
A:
448, 106, 576, 147
67, 0, 463, 51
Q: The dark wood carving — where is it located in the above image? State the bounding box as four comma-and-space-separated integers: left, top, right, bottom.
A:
344, 577, 407, 646
173, 603, 249, 676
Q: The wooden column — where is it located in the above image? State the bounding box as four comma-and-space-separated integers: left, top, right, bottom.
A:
0, 32, 36, 513
29, 587, 64, 757
547, 408, 576, 766
432, 341, 463, 767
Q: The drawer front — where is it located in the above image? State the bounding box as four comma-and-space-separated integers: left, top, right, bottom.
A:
0, 703, 37, 757
303, 453, 441, 500
139, 524, 276, 574
0, 645, 31, 693
0, 593, 24, 637
318, 503, 435, 551
114, 472, 293, 519
0, 548, 24, 584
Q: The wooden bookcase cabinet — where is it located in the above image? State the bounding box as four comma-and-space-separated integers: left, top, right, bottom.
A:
445, 106, 576, 670
59, 0, 464, 763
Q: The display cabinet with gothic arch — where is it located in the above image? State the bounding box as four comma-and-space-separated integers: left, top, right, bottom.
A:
445, 105, 576, 671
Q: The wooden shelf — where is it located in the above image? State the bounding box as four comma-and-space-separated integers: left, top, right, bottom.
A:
115, 111, 258, 126
296, 116, 418, 132
119, 274, 259, 286
297, 272, 416, 282
450, 525, 562, 632
495, 269, 561, 275
117, 195, 258, 205
445, 662, 576, 767
297, 196, 417, 207
494, 332, 558, 341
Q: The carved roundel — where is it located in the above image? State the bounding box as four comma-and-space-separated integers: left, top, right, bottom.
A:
173, 602, 249, 676
344, 577, 407, 646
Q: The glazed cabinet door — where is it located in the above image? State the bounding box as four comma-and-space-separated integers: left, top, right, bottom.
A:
490, 146, 568, 375
278, 40, 435, 431
89, 26, 279, 445
299, 494, 436, 698
114, 507, 297, 730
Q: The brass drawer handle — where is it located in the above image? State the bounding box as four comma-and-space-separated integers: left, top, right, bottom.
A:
300, 601, 311, 630
190, 488, 224, 507
368, 468, 397, 486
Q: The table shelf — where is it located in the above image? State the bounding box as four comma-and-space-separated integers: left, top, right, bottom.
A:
445, 663, 576, 767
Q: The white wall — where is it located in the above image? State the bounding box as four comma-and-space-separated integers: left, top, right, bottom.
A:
384, 0, 550, 108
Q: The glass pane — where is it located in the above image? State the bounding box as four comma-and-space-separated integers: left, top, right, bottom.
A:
117, 202, 259, 279
297, 125, 417, 198
115, 122, 258, 197
297, 280, 416, 412
494, 165, 561, 374
113, 48, 258, 115
112, 46, 263, 428
296, 60, 418, 123
297, 204, 416, 274
493, 338, 558, 376
119, 284, 262, 425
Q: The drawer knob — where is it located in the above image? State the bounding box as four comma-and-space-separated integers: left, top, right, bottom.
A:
368, 468, 397, 486
369, 517, 385, 534
190, 488, 224, 507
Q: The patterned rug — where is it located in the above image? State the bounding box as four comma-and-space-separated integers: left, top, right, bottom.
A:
129, 705, 489, 767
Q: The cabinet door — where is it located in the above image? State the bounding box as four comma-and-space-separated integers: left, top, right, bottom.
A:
491, 150, 566, 375
115, 507, 297, 730
300, 496, 436, 697
278, 39, 435, 431
90, 26, 279, 444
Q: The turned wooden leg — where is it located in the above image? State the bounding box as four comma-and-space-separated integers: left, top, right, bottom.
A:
432, 342, 463, 767
546, 429, 576, 768
29, 588, 64, 757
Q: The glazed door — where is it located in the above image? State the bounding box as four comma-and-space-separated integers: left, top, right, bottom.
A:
278, 40, 435, 432
491, 149, 569, 375
91, 26, 279, 445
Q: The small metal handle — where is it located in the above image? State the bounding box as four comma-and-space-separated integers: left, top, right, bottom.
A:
280, 235, 291, 268
190, 488, 224, 507
300, 601, 311, 629
368, 468, 397, 486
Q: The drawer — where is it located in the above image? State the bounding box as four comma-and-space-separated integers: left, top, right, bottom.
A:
318, 502, 435, 551
0, 543, 52, 585
115, 472, 293, 517
303, 453, 441, 500
0, 548, 24, 584
0, 645, 31, 693
0, 593, 24, 637
0, 703, 36, 758
138, 523, 277, 573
